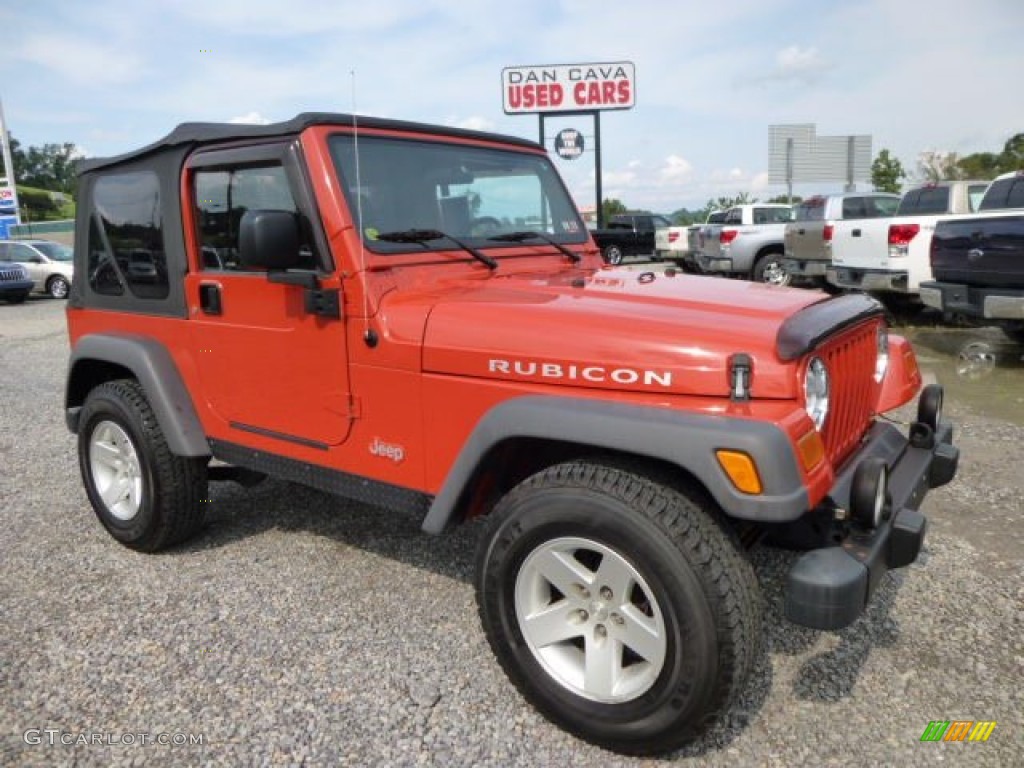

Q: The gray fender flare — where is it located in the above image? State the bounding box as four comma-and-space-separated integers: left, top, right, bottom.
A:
422, 396, 809, 533
66, 334, 210, 457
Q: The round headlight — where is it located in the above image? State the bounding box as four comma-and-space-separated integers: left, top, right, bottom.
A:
874, 325, 889, 383
804, 357, 830, 430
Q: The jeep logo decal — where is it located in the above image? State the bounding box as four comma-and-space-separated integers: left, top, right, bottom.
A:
370, 438, 405, 463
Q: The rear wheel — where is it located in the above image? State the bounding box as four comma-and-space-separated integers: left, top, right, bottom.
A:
603, 245, 624, 266
78, 379, 208, 552
752, 252, 790, 285
475, 461, 761, 755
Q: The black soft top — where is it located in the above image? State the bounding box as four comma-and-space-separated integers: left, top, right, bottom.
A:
78, 112, 540, 175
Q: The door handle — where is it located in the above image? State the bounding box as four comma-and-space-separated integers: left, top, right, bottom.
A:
852, 229, 862, 237
798, 228, 806, 235
199, 283, 222, 315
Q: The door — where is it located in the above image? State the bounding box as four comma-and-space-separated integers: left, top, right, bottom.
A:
184, 142, 353, 450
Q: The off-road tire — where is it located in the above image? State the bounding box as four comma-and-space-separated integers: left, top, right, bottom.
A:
603, 245, 624, 266
78, 379, 208, 552
475, 460, 762, 755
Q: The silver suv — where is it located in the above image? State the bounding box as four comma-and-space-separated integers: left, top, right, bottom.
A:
0, 239, 75, 298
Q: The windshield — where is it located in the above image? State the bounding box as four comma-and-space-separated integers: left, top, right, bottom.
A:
34, 242, 74, 261
329, 134, 586, 255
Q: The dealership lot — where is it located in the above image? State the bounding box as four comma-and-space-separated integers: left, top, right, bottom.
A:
1, 295, 1021, 767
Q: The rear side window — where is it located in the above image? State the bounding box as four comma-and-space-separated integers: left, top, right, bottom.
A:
88, 172, 169, 299
967, 184, 988, 212
753, 207, 792, 224
724, 208, 743, 225
868, 196, 900, 217
193, 164, 317, 271
794, 199, 825, 221
841, 198, 867, 219
979, 176, 1024, 210
897, 187, 950, 215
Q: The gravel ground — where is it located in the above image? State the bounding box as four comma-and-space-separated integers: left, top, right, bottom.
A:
1, 297, 1021, 767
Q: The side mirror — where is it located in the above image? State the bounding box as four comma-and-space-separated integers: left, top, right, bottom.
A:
239, 209, 301, 270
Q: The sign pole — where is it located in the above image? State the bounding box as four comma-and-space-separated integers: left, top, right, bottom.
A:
594, 111, 603, 229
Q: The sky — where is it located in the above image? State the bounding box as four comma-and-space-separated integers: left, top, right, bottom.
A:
1, 0, 1022, 213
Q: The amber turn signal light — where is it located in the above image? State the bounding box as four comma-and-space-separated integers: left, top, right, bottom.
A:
797, 429, 825, 472
716, 450, 763, 495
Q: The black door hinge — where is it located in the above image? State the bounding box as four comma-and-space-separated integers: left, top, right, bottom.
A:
305, 288, 341, 319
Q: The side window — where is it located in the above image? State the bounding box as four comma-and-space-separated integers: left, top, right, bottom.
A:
866, 196, 899, 217
88, 172, 168, 299
724, 209, 743, 225
1007, 179, 1024, 209
841, 197, 867, 219
967, 184, 988, 212
194, 164, 317, 271
9, 243, 38, 262
979, 179, 1011, 210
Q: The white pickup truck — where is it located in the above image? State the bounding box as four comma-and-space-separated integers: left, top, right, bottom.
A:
654, 210, 725, 269
694, 203, 793, 283
825, 180, 989, 296
783, 193, 901, 287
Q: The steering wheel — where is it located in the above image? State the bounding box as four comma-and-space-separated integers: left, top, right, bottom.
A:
470, 216, 503, 237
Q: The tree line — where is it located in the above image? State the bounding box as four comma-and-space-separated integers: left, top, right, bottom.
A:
2, 133, 82, 221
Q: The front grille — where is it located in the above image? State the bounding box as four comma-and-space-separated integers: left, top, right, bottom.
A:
818, 321, 881, 467
1, 268, 25, 282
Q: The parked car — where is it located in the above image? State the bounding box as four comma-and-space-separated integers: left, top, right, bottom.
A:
0, 239, 75, 298
695, 204, 793, 284
591, 213, 670, 265
919, 170, 1024, 342
0, 260, 34, 303
783, 193, 901, 287
826, 180, 988, 297
655, 211, 724, 270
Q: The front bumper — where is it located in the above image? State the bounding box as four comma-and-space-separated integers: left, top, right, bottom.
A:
784, 413, 959, 631
827, 267, 910, 293
0, 279, 35, 296
919, 281, 1024, 320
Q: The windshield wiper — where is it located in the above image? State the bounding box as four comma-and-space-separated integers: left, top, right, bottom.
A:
375, 229, 497, 270
488, 231, 581, 263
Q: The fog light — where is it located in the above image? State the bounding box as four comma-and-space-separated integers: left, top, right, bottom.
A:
917, 383, 943, 431
850, 457, 889, 529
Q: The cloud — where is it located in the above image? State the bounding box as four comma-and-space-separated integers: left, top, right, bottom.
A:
749, 45, 831, 86
13, 33, 145, 85
659, 155, 693, 184
229, 112, 272, 125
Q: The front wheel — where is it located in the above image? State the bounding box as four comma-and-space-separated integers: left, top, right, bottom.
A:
78, 379, 208, 552
475, 461, 761, 755
603, 245, 624, 266
752, 253, 790, 285
47, 275, 70, 299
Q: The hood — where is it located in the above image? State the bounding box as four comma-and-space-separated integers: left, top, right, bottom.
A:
419, 267, 829, 398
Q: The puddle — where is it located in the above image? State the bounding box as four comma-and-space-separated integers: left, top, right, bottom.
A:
895, 323, 1024, 426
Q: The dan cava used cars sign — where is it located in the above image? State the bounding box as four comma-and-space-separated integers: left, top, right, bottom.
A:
502, 62, 635, 114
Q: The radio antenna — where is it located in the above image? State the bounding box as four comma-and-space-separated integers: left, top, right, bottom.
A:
351, 70, 376, 347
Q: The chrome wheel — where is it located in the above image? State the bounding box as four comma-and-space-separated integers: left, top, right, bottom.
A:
604, 246, 624, 266
88, 420, 143, 521
48, 276, 70, 299
515, 536, 667, 703
760, 258, 791, 286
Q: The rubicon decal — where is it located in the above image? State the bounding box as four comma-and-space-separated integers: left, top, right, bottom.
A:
488, 359, 672, 388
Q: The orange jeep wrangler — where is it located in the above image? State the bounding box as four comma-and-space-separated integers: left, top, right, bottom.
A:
65, 113, 958, 755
